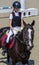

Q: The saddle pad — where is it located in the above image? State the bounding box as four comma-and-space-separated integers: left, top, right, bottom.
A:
9, 38, 15, 49
2, 33, 15, 49
2, 34, 7, 46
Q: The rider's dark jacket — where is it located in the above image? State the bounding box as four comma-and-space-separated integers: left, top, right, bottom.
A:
11, 12, 21, 27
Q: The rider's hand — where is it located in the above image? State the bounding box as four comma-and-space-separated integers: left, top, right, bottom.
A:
10, 26, 13, 30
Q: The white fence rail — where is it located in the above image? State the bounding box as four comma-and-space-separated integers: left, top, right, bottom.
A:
21, 8, 38, 17
0, 6, 12, 13
0, 6, 38, 17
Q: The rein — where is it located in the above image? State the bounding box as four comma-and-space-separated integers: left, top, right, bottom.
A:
15, 36, 23, 44
15, 30, 24, 44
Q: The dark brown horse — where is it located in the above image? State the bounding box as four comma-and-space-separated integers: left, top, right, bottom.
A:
0, 20, 35, 65
7, 20, 35, 65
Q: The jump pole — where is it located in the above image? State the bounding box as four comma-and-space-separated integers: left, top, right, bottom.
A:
20, 0, 26, 10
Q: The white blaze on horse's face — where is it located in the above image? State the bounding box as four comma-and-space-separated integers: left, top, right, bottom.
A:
28, 28, 32, 46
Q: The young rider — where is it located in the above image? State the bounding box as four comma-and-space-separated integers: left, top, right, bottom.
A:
6, 1, 23, 43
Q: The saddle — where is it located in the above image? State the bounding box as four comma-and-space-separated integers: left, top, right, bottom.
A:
1, 30, 15, 49
1, 31, 20, 49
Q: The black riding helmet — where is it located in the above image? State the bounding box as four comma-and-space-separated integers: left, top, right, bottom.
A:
12, 1, 21, 8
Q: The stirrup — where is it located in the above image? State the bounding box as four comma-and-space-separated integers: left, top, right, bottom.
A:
2, 51, 5, 56
2, 49, 7, 56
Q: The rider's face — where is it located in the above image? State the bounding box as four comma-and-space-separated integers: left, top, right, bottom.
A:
14, 8, 19, 12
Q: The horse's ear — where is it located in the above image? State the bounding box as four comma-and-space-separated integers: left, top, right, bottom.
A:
23, 20, 26, 27
31, 20, 35, 26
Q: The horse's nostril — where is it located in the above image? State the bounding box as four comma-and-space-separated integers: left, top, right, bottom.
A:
27, 45, 34, 50
27, 46, 30, 50
30, 45, 34, 50
32, 45, 34, 48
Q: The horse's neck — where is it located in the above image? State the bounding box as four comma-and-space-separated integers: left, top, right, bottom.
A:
16, 39, 26, 54
16, 31, 26, 52
18, 31, 23, 41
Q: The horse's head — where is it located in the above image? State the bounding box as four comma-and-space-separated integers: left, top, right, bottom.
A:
23, 20, 35, 50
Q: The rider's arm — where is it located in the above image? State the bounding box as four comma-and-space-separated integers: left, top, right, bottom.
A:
21, 13, 24, 27
9, 14, 13, 30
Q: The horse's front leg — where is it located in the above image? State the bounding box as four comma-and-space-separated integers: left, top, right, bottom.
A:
22, 59, 28, 65
25, 64, 28, 65
24, 60, 28, 65
12, 61, 15, 65
7, 52, 10, 63
6, 44, 10, 63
